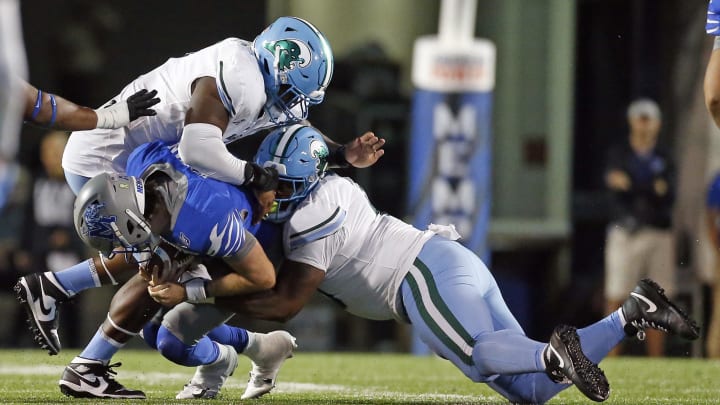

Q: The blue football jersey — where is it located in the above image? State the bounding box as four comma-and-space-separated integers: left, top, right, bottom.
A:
126, 141, 260, 257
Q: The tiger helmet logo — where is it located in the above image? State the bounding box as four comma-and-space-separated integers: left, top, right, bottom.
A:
265, 39, 312, 72
309, 139, 329, 175
83, 202, 117, 240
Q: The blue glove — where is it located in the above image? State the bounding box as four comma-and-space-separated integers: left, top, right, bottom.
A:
708, 0, 720, 35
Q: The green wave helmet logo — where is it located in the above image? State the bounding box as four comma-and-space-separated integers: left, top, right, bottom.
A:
309, 139, 329, 174
265, 39, 312, 72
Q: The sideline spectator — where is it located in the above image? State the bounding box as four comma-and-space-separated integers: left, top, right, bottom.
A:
604, 98, 676, 357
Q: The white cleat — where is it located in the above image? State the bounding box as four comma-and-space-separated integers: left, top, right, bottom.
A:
241, 330, 297, 400
176, 343, 238, 399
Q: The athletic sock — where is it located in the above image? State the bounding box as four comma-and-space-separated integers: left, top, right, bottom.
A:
53, 259, 102, 296
77, 327, 124, 364
576, 311, 626, 364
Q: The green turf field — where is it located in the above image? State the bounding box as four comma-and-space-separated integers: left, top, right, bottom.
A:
0, 349, 718, 404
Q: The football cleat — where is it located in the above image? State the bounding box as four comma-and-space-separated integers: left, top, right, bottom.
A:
241, 330, 297, 399
176, 343, 238, 399
59, 359, 146, 399
544, 324, 610, 402
621, 278, 700, 341
14, 272, 71, 355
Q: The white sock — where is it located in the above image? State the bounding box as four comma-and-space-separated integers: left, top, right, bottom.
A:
243, 332, 260, 359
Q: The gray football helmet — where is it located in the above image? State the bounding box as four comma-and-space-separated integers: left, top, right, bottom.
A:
73, 173, 153, 257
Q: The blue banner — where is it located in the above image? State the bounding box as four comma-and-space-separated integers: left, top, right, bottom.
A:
408, 89, 493, 259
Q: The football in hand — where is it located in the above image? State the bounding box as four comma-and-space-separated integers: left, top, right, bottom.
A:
141, 239, 196, 284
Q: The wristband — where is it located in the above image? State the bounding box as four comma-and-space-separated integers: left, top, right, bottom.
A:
95, 101, 130, 129
332, 145, 350, 168
185, 278, 209, 302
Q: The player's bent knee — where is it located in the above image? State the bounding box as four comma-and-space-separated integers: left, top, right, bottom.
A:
142, 322, 161, 349
156, 326, 193, 365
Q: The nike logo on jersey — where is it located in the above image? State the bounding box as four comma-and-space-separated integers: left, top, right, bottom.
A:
630, 292, 657, 313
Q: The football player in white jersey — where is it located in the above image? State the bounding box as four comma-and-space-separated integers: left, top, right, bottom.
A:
12, 16, 383, 401
149, 125, 700, 404
61, 16, 384, 195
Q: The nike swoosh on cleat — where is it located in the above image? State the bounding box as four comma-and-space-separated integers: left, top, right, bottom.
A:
37, 282, 56, 318
631, 292, 658, 313
548, 344, 565, 368
77, 377, 109, 393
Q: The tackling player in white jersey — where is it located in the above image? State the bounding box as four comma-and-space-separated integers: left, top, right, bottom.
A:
149, 125, 700, 403
61, 16, 384, 195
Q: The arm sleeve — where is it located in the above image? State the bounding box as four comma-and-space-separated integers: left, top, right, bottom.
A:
177, 122, 249, 185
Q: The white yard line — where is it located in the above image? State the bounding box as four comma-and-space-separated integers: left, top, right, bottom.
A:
0, 364, 485, 402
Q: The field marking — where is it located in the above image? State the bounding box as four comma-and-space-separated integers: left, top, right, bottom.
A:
0, 364, 485, 401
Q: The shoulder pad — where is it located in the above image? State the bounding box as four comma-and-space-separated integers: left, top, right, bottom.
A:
214, 39, 265, 116
285, 200, 346, 250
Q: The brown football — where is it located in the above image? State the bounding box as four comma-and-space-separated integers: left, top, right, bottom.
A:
143, 239, 196, 283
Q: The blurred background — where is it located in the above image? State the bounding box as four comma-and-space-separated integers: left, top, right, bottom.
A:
3, 0, 718, 358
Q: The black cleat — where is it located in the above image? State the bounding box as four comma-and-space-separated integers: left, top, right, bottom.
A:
59, 359, 146, 399
14, 272, 70, 355
621, 278, 700, 340
544, 324, 610, 402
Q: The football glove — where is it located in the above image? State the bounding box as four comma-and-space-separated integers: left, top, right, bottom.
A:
126, 89, 160, 121
95, 89, 160, 129
243, 163, 279, 192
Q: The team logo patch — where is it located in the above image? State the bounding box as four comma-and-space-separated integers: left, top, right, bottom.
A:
309, 139, 329, 174
83, 203, 117, 240
265, 39, 312, 71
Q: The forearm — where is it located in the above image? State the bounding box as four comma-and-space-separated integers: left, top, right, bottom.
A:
215, 287, 303, 322
206, 271, 270, 297
51, 95, 98, 130
23, 83, 98, 130
320, 133, 351, 168
177, 123, 249, 185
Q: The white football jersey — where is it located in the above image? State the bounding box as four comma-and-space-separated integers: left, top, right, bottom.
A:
62, 38, 281, 177
284, 174, 434, 321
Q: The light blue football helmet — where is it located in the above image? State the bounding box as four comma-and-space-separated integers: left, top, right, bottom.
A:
253, 16, 334, 123
255, 124, 329, 222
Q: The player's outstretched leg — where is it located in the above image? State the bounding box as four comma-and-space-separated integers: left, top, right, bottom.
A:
621, 278, 700, 341
241, 330, 297, 400
59, 358, 146, 399
14, 272, 70, 355
176, 343, 239, 399
543, 324, 610, 402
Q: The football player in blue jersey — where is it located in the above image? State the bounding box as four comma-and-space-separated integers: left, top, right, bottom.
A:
148, 125, 700, 404
15, 15, 384, 399
15, 139, 291, 399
